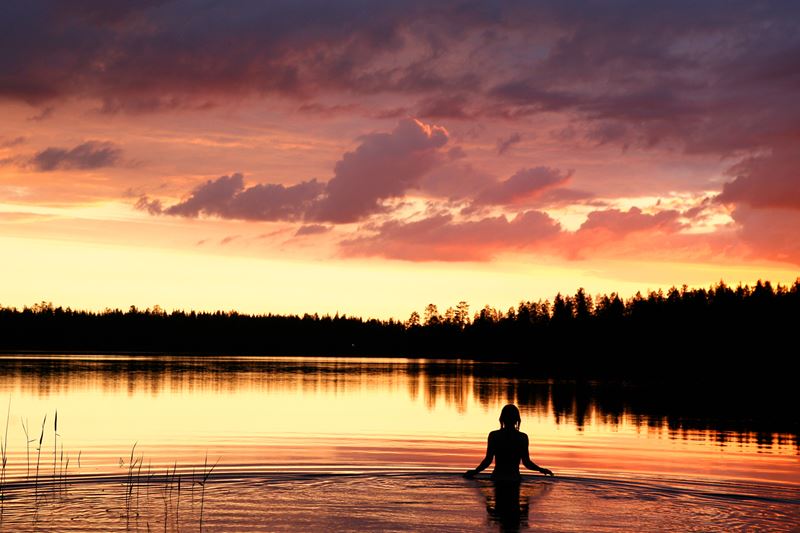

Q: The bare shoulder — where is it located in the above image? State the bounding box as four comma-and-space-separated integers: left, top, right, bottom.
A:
519, 431, 530, 442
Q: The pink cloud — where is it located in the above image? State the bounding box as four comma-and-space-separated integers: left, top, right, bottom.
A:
419, 162, 495, 201
473, 167, 572, 206
340, 210, 561, 261
717, 146, 800, 210
30, 141, 122, 171
148, 119, 449, 223
295, 224, 331, 237
307, 118, 449, 222
729, 206, 800, 264
159, 173, 324, 221
579, 207, 682, 235
496, 132, 522, 155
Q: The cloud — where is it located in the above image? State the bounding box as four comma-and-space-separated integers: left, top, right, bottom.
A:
415, 94, 473, 119
473, 167, 572, 206
308, 118, 449, 222
729, 205, 800, 264
578, 206, 682, 235
716, 146, 800, 210
1, 1, 791, 147
496, 132, 522, 155
12, 1, 791, 267
0, 2, 438, 110
28, 106, 54, 121
295, 224, 331, 236
341, 210, 561, 261
532, 188, 597, 207
0, 136, 26, 148
151, 118, 449, 223
540, 206, 687, 260
30, 141, 122, 171
162, 173, 324, 221
134, 195, 163, 215
418, 162, 495, 201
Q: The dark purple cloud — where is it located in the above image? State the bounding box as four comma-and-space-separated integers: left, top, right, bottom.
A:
30, 140, 122, 171
1, 1, 794, 139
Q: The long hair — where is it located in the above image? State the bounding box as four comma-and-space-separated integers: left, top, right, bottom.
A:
499, 404, 521, 430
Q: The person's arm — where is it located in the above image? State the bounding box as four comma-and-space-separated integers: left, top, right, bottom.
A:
521, 433, 554, 476
464, 433, 494, 478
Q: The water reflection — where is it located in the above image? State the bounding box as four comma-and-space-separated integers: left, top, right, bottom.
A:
0, 355, 795, 453
474, 479, 553, 532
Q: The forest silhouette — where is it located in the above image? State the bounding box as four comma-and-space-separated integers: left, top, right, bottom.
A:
1, 279, 797, 380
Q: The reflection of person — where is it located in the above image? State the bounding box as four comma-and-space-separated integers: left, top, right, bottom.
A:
464, 404, 554, 480
475, 476, 553, 532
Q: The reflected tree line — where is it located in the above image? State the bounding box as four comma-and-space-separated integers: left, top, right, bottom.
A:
1, 280, 798, 380
0, 356, 795, 451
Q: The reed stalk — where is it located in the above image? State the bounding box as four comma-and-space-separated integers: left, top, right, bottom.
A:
22, 418, 32, 480
34, 414, 46, 501
176, 470, 181, 530
53, 410, 58, 479
63, 454, 70, 494
198, 454, 219, 532
0, 399, 10, 523
125, 442, 139, 518
162, 465, 170, 533
136, 456, 144, 512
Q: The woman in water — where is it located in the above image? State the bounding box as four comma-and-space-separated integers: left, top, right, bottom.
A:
464, 404, 554, 480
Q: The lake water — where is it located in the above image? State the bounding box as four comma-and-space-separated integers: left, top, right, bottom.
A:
0, 355, 797, 531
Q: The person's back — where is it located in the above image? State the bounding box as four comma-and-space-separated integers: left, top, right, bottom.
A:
464, 404, 553, 480
489, 427, 528, 480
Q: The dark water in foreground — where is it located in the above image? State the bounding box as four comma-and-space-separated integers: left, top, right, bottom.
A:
0, 355, 797, 531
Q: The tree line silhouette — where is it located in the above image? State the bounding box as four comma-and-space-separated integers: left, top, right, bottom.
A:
1, 279, 797, 380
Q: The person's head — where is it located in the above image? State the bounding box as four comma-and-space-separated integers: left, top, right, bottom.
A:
499, 404, 521, 430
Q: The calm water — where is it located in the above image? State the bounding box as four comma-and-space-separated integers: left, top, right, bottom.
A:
0, 355, 797, 531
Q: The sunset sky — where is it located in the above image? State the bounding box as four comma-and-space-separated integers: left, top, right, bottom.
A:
1, 1, 798, 319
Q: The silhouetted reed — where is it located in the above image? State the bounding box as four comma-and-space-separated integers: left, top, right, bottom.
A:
21, 418, 32, 479
34, 414, 46, 501
0, 399, 10, 523
53, 410, 58, 480
199, 453, 218, 532
123, 442, 141, 524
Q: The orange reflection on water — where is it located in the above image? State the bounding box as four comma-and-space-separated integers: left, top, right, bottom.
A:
0, 356, 796, 485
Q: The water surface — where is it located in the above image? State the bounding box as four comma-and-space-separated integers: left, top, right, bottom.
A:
0, 355, 797, 531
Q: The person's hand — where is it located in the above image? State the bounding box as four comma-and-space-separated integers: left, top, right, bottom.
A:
540, 468, 554, 477
463, 469, 478, 478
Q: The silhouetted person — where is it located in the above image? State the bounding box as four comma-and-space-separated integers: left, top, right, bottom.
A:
464, 404, 554, 480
